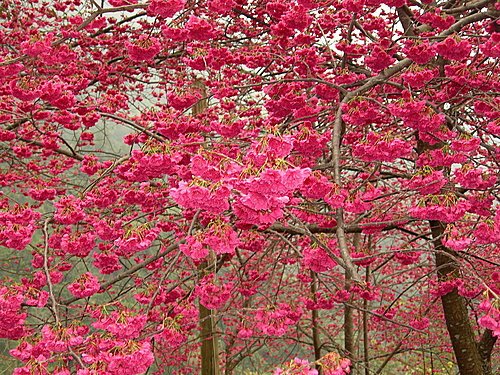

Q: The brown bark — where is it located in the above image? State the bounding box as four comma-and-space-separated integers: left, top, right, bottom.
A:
418, 16, 498, 362
199, 301, 221, 375
344, 277, 355, 374
478, 317, 497, 375
193, 81, 220, 375
198, 253, 221, 375
430, 220, 492, 375
311, 272, 322, 374
362, 267, 370, 375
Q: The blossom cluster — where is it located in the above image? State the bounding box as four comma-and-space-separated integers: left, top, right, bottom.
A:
255, 303, 303, 337
351, 132, 412, 162
0, 204, 40, 250
196, 275, 233, 310
478, 294, 500, 338
409, 195, 470, 223
0, 286, 28, 339
170, 181, 231, 214
67, 272, 100, 298
233, 168, 311, 225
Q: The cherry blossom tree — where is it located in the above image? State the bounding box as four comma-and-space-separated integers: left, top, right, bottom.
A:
0, 0, 498, 374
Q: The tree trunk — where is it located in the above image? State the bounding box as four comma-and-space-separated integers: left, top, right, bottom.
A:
430, 220, 494, 375
344, 276, 355, 374
200, 302, 221, 375
344, 232, 363, 374
311, 272, 322, 374
198, 252, 221, 375
363, 267, 370, 375
192, 81, 220, 375
478, 329, 497, 375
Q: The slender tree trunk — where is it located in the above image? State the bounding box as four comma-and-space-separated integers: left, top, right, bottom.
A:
193, 81, 220, 375
199, 301, 221, 375
363, 267, 370, 375
198, 252, 221, 375
344, 232, 363, 374
344, 276, 355, 374
311, 272, 322, 374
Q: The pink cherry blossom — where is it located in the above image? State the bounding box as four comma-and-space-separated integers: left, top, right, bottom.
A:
147, 0, 185, 18
67, 272, 100, 298
125, 36, 161, 62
